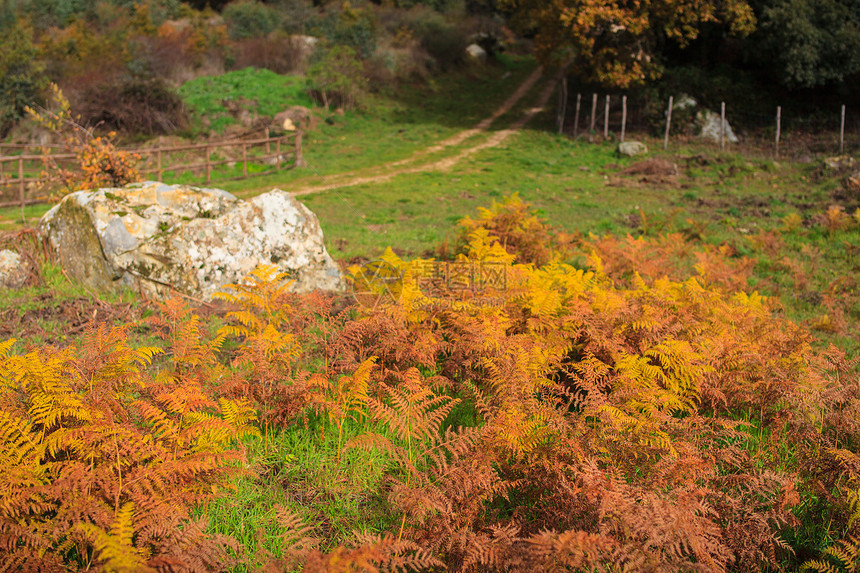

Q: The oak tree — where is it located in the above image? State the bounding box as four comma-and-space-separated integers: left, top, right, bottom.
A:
502, 0, 756, 87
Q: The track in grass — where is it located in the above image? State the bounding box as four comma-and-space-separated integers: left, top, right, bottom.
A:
285, 66, 563, 197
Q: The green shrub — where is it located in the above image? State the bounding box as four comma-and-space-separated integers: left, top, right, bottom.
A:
223, 0, 281, 40
404, 7, 468, 70
319, 3, 377, 59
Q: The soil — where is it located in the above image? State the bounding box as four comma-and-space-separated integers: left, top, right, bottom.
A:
0, 294, 147, 345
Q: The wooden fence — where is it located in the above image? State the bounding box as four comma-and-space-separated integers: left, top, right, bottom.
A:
0, 131, 303, 208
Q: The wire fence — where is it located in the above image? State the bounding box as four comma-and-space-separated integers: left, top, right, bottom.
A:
557, 89, 859, 160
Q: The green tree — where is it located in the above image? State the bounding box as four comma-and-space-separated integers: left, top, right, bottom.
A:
752, 0, 860, 88
0, 22, 47, 137
502, 0, 756, 87
306, 45, 368, 110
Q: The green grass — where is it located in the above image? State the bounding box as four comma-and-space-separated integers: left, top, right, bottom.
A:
201, 418, 394, 570
177, 68, 314, 134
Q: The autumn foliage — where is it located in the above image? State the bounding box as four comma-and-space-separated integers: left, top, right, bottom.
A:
1, 195, 858, 571
26, 85, 141, 196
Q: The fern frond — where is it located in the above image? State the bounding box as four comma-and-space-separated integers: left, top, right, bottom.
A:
218, 397, 261, 441
76, 503, 155, 573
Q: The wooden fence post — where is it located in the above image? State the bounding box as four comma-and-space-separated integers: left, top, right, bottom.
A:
720, 102, 726, 152
775, 106, 781, 158
205, 145, 211, 183
276, 138, 281, 170
242, 142, 248, 177
295, 133, 306, 168
590, 93, 598, 134
557, 77, 567, 135
664, 96, 673, 151
573, 93, 581, 138
621, 96, 627, 142
604, 95, 610, 139
18, 157, 24, 207
157, 149, 163, 181
840, 105, 846, 154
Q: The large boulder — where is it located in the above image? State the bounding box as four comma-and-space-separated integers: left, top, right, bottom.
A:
40, 181, 343, 301
697, 109, 739, 144
669, 95, 739, 143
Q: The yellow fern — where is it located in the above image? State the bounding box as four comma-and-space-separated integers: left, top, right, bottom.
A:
75, 503, 154, 573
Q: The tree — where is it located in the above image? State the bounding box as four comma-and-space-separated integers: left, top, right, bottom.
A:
0, 21, 47, 136
751, 0, 860, 88
501, 0, 756, 87
306, 45, 368, 110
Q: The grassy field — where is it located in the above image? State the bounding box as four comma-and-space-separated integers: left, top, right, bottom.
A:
0, 58, 859, 571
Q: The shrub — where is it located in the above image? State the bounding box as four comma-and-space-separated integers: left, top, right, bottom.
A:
319, 2, 377, 59
231, 31, 308, 74
27, 84, 142, 193
275, 0, 318, 35
403, 7, 468, 70
72, 75, 188, 135
223, 0, 280, 40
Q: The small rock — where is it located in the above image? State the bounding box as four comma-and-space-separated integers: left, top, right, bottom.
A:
844, 172, 860, 194
274, 106, 318, 132
0, 249, 27, 289
465, 43, 487, 62
293, 35, 318, 59
617, 141, 648, 157
825, 156, 856, 170
673, 94, 698, 112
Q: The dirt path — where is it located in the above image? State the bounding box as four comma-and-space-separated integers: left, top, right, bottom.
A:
288, 67, 560, 197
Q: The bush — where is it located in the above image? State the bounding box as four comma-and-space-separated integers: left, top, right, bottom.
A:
72, 75, 188, 135
306, 45, 368, 110
27, 84, 142, 193
274, 0, 318, 35
231, 32, 308, 74
403, 7, 468, 70
319, 3, 377, 59
223, 0, 281, 40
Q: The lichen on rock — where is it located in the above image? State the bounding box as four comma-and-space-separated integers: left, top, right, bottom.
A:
40, 181, 343, 300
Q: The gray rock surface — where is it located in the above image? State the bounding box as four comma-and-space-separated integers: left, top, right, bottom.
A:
466, 43, 487, 62
825, 156, 856, 170
618, 141, 648, 157
274, 106, 318, 132
0, 249, 27, 289
697, 110, 739, 144
40, 181, 343, 301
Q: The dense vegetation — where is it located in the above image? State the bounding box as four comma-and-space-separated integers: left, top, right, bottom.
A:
1, 195, 859, 570
1, 0, 857, 142
0, 0, 858, 571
